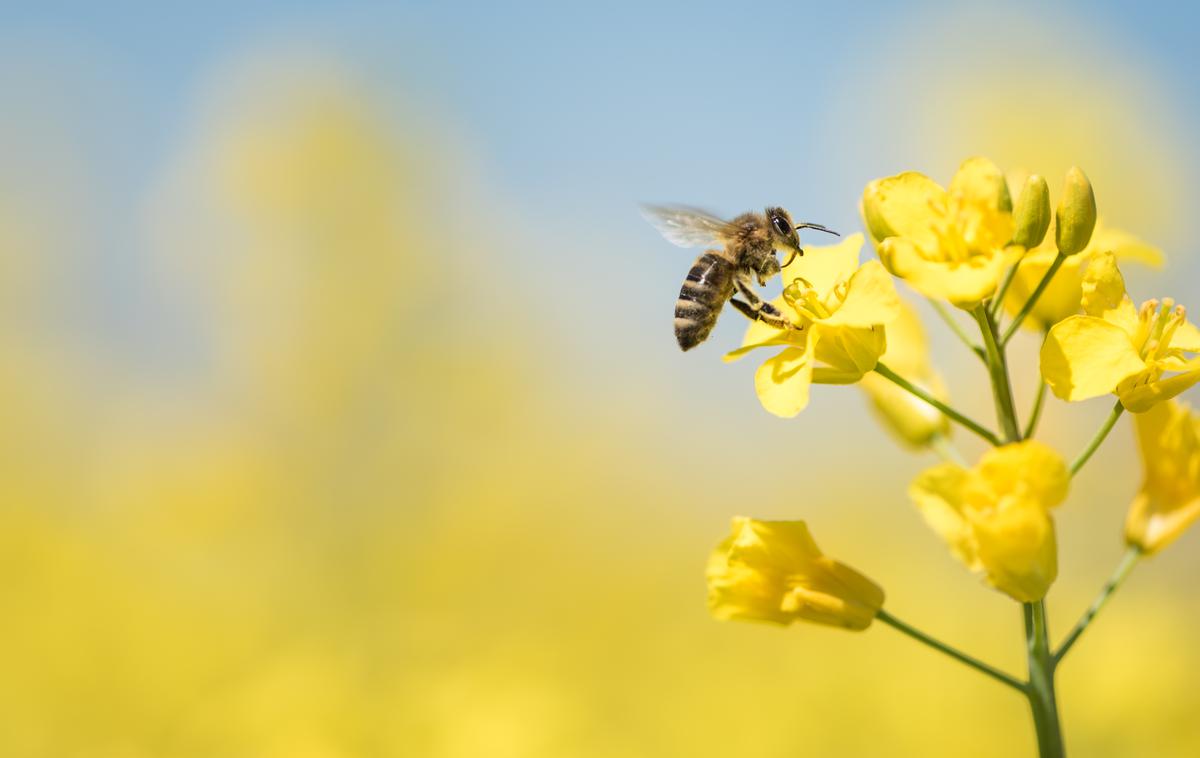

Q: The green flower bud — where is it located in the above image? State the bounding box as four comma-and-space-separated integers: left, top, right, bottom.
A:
1012, 174, 1051, 249
1055, 167, 1097, 255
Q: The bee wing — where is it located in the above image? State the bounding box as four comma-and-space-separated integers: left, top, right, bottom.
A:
640, 204, 734, 248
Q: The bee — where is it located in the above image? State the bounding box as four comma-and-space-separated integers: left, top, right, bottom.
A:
642, 205, 839, 351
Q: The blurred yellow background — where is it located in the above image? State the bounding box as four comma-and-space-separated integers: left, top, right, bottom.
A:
1, 3, 1198, 756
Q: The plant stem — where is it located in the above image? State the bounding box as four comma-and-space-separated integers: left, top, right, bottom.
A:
928, 297, 986, 362
1054, 546, 1141, 663
972, 287, 1063, 754
1024, 381, 1048, 439
930, 433, 967, 466
972, 306, 1022, 443
989, 253, 1025, 320
1070, 400, 1126, 476
1024, 601, 1065, 758
1003, 252, 1067, 345
873, 362, 1001, 446
877, 609, 1025, 692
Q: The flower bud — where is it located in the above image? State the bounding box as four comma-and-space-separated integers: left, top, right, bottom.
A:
1055, 167, 1097, 255
707, 518, 884, 630
1012, 174, 1050, 249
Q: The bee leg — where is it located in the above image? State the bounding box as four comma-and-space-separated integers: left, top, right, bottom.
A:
729, 297, 758, 321
729, 297, 795, 331
733, 279, 798, 330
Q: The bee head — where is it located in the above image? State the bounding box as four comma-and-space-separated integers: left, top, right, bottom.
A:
769, 208, 842, 267
765, 206, 803, 262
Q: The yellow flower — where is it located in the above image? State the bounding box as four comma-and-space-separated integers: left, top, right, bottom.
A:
909, 441, 1069, 602
862, 156, 1019, 308
1125, 400, 1200, 554
723, 233, 900, 418
858, 299, 951, 448
1041, 252, 1200, 412
1001, 219, 1163, 332
707, 517, 884, 630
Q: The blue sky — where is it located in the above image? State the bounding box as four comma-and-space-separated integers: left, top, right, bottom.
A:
3, 0, 1196, 419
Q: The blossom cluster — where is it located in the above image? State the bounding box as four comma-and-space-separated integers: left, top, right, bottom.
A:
706, 157, 1199, 628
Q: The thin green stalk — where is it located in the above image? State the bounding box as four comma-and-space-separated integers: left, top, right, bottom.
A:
989, 254, 1025, 320
930, 433, 967, 466
972, 306, 1022, 443
1070, 401, 1126, 476
877, 609, 1025, 692
928, 297, 986, 361
1024, 381, 1048, 439
1054, 546, 1141, 663
1003, 252, 1067, 345
1024, 601, 1065, 758
874, 362, 1001, 446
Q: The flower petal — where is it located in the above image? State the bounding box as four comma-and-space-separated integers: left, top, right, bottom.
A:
723, 310, 806, 363
706, 537, 792, 625
1041, 315, 1147, 402
781, 233, 864, 299
754, 339, 817, 418
1120, 363, 1200, 413
969, 497, 1057, 603
976, 441, 1070, 509
822, 259, 901, 327
875, 297, 931, 375
1096, 223, 1165, 268
1081, 252, 1140, 336
781, 557, 885, 631
813, 325, 886, 381
861, 172, 945, 245
880, 238, 1015, 308
1126, 400, 1200, 553
728, 517, 822, 573
1169, 319, 1200, 353
949, 156, 1012, 213
909, 463, 978, 569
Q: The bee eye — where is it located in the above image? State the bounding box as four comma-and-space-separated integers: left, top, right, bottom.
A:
772, 216, 790, 235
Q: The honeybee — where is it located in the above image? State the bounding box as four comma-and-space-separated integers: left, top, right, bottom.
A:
642, 205, 839, 350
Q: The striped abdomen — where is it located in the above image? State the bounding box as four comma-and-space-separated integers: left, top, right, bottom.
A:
674, 250, 736, 351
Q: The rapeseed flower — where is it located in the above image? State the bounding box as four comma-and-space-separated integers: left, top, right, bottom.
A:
862, 157, 1018, 308
1126, 400, 1200, 554
724, 233, 900, 417
707, 517, 884, 630
909, 442, 1069, 602
1041, 252, 1200, 412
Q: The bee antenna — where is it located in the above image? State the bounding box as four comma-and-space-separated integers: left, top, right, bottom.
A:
795, 223, 840, 237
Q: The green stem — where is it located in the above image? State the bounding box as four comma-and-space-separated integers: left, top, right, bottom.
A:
877, 609, 1025, 692
930, 433, 967, 466
1024, 601, 1065, 758
1054, 546, 1141, 663
1024, 381, 1048, 439
928, 297, 987, 362
972, 306, 1022, 443
1070, 401, 1126, 477
873, 363, 1001, 446
989, 252, 1025, 320
1003, 252, 1067, 345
